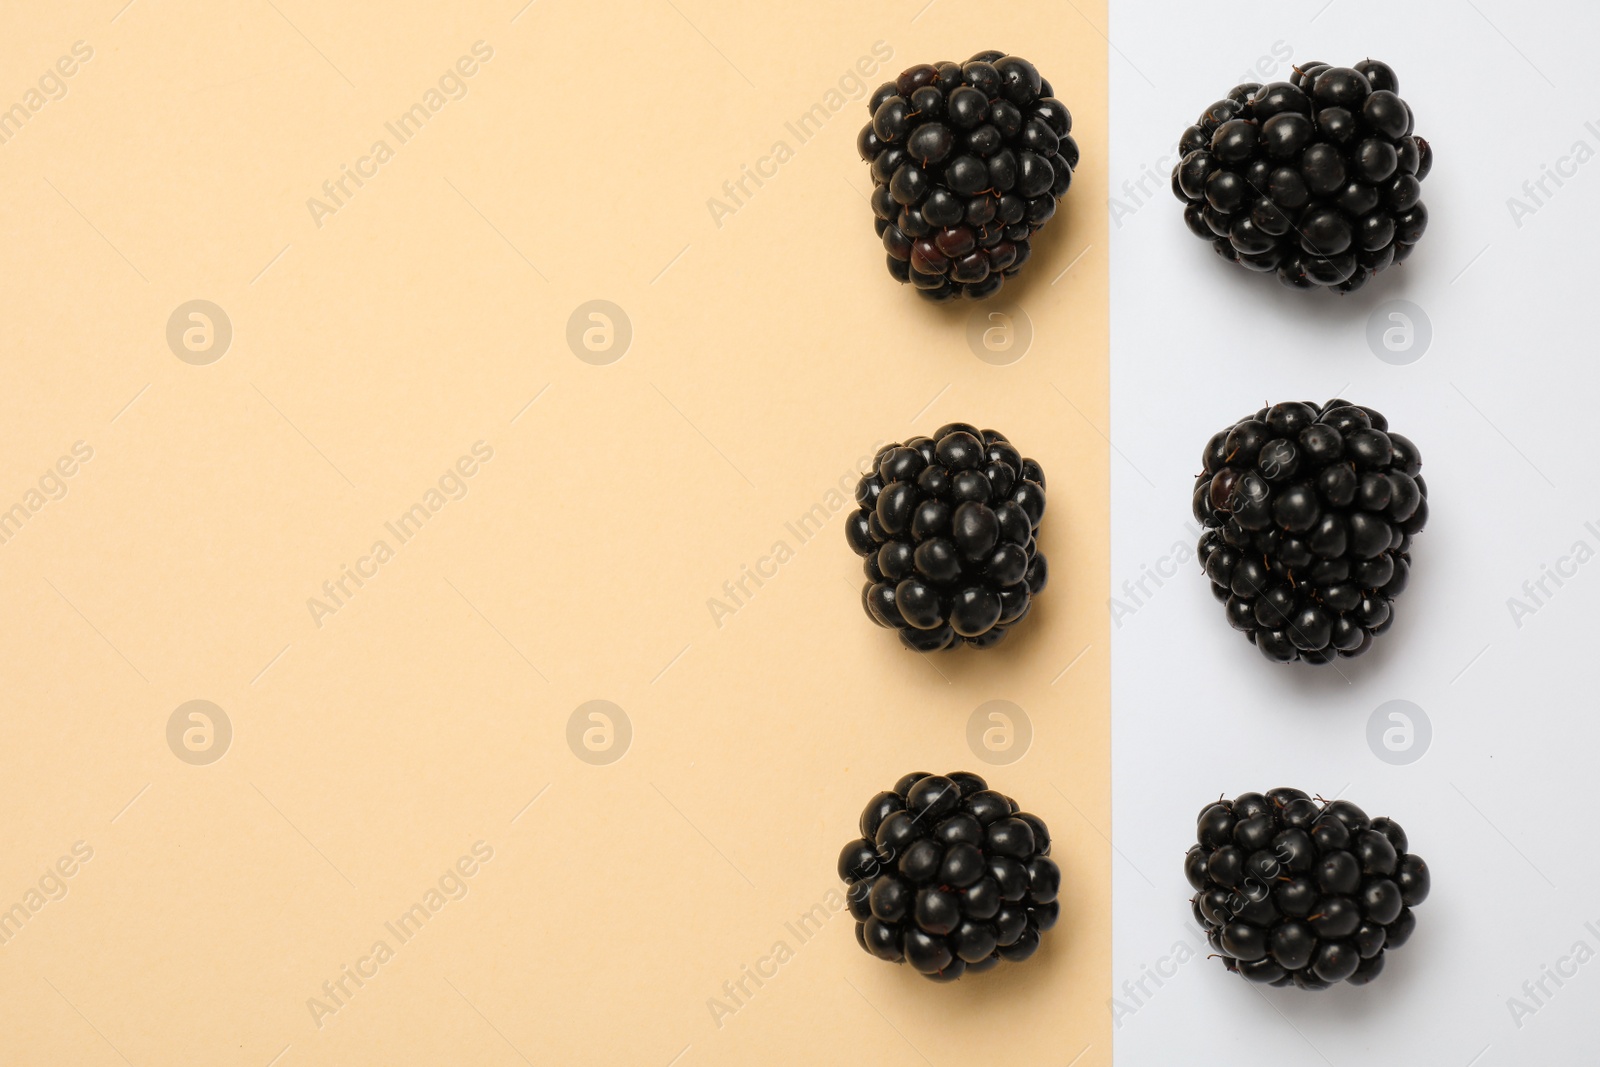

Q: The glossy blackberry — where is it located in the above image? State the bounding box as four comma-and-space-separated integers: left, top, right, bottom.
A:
840, 771, 1060, 980
1194, 400, 1426, 664
1186, 789, 1429, 989
858, 52, 1078, 301
1170, 60, 1432, 292
847, 424, 1047, 651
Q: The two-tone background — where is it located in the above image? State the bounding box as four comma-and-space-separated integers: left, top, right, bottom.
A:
0, 2, 1110, 1065
1112, 4, 1600, 1065
0, 1, 1593, 1064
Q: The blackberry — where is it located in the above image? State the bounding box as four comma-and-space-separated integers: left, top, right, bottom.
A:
840, 771, 1060, 980
1170, 60, 1432, 292
846, 424, 1047, 651
1186, 789, 1429, 989
1194, 400, 1426, 664
857, 52, 1078, 301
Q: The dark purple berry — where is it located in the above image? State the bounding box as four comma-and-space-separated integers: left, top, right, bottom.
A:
849, 427, 1047, 650
1195, 402, 1425, 664
1171, 62, 1431, 291
843, 772, 1059, 979
861, 54, 1075, 299
1188, 791, 1426, 989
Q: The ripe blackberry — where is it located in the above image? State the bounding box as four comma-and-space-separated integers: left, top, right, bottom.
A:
857, 52, 1078, 301
846, 424, 1047, 650
1194, 400, 1427, 664
1170, 60, 1432, 292
840, 771, 1060, 981
1186, 790, 1429, 989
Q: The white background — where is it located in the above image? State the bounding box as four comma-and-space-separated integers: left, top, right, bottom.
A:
1109, 2, 1600, 1063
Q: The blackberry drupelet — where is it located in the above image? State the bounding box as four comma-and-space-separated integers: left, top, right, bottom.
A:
840, 771, 1060, 980
1186, 789, 1429, 989
1194, 400, 1426, 664
1170, 60, 1432, 292
857, 51, 1078, 301
847, 424, 1047, 651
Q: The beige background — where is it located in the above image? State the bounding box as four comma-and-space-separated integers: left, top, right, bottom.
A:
0, 2, 1109, 1064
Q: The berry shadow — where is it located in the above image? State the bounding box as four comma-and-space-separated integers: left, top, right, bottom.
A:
882, 908, 1068, 1004
904, 287, 973, 329
888, 560, 1060, 683
986, 582, 1059, 667
1193, 588, 1429, 698
1230, 615, 1411, 697
973, 947, 1067, 1006
1209, 948, 1415, 1015
984, 208, 1073, 310
1186, 238, 1426, 336
1229, 937, 1424, 1016
884, 192, 1074, 324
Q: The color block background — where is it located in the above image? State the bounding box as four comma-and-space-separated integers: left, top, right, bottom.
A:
0, 3, 1110, 1065
1109, 2, 1600, 1064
